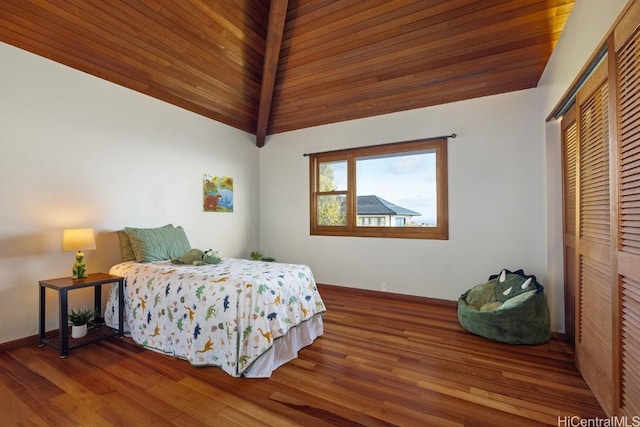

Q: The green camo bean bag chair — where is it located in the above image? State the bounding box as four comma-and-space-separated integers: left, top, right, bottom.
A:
457, 269, 551, 345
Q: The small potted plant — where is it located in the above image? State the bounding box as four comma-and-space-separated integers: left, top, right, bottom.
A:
68, 308, 96, 339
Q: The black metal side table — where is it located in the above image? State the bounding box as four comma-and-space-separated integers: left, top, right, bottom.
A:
38, 272, 124, 358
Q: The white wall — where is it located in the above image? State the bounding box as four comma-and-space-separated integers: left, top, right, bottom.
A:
0, 42, 260, 344
538, 0, 630, 333
259, 89, 550, 322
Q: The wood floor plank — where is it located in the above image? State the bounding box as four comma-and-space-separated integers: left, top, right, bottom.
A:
0, 284, 604, 426
0, 380, 38, 425
180, 376, 300, 427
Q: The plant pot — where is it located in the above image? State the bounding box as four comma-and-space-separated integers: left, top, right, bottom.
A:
71, 324, 87, 339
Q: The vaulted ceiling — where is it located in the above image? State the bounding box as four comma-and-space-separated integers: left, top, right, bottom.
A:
0, 0, 575, 146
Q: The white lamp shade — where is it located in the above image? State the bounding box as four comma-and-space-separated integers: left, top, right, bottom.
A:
62, 228, 97, 252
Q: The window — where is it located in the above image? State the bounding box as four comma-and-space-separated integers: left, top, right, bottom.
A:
309, 138, 448, 239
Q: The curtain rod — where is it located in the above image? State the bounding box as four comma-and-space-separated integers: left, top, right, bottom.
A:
302, 133, 456, 157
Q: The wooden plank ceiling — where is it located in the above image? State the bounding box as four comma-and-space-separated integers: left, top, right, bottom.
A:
0, 0, 575, 146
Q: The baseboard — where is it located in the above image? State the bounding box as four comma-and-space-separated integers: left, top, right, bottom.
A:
0, 328, 64, 353
551, 331, 571, 342
0, 334, 39, 352
317, 283, 457, 308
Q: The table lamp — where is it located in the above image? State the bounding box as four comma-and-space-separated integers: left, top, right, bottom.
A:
62, 228, 96, 279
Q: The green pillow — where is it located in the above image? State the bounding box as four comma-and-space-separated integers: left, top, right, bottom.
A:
124, 225, 191, 262
117, 230, 136, 262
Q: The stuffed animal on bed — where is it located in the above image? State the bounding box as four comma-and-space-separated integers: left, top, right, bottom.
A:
171, 249, 221, 266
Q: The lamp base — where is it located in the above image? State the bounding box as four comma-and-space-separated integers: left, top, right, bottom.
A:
72, 251, 88, 279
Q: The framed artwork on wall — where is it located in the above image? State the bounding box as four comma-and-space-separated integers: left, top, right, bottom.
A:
203, 174, 233, 212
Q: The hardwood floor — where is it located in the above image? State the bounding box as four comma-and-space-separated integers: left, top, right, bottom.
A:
0, 284, 604, 426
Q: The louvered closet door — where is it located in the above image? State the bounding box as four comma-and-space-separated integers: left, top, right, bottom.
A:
615, 2, 640, 416
562, 108, 578, 343
575, 59, 614, 415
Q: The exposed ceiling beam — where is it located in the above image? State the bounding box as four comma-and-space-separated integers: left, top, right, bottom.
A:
256, 0, 288, 147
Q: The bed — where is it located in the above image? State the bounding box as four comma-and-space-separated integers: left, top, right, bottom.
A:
106, 225, 326, 377
104, 257, 326, 378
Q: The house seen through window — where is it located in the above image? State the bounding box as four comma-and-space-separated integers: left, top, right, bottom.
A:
309, 138, 449, 239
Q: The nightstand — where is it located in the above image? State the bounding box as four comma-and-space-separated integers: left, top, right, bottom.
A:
38, 273, 124, 358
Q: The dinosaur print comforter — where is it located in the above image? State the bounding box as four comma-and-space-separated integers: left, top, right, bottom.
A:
104, 258, 326, 377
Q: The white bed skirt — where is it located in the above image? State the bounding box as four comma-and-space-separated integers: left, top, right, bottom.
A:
244, 314, 324, 377
109, 314, 324, 378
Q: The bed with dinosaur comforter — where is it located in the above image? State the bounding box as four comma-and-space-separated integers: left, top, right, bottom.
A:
104, 258, 326, 377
